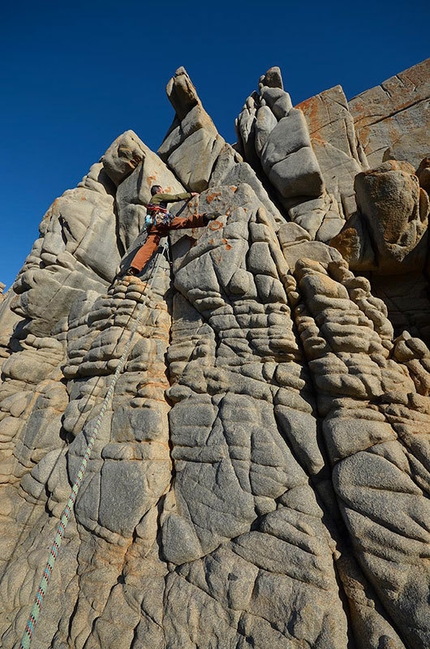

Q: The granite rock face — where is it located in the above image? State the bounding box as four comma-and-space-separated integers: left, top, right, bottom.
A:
349, 58, 430, 169
1, 59, 430, 649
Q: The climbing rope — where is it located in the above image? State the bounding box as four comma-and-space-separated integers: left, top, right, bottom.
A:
19, 239, 170, 649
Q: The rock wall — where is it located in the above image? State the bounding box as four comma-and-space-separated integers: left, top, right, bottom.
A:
1, 60, 430, 649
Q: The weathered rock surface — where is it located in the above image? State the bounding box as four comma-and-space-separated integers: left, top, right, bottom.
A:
297, 85, 368, 222
350, 57, 430, 168
1, 60, 430, 649
331, 160, 429, 272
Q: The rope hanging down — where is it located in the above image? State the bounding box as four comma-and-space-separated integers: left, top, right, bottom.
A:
19, 240, 170, 649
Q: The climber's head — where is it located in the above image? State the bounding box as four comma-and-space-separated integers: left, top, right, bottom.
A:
151, 185, 163, 196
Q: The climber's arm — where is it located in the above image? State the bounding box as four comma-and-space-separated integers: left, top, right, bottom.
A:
151, 191, 197, 205
167, 213, 216, 230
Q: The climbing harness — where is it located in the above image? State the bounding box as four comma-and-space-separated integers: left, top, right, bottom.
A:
144, 203, 174, 228
144, 194, 195, 228
19, 240, 170, 649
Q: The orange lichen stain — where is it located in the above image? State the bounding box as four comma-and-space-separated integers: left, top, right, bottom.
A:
296, 96, 326, 137
206, 191, 222, 203
222, 238, 232, 250
311, 133, 326, 145
209, 221, 223, 231
296, 96, 314, 111
229, 186, 238, 192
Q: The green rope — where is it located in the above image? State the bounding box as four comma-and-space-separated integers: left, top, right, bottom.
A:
19, 241, 169, 649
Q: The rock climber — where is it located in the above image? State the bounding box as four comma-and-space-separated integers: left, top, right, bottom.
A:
125, 185, 218, 276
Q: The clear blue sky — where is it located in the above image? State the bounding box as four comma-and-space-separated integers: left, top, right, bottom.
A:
1, 0, 429, 290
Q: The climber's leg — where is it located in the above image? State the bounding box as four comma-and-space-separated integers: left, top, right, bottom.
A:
127, 233, 161, 274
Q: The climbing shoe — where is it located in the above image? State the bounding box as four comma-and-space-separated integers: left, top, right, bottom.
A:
125, 267, 138, 276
